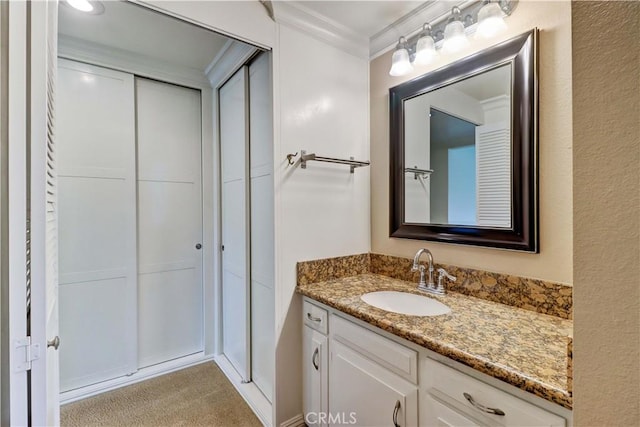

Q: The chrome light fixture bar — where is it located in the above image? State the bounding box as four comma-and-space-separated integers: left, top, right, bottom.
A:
389, 0, 518, 76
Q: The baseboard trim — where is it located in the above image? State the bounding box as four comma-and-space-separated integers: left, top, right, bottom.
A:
280, 413, 305, 427
215, 354, 273, 427
60, 352, 214, 404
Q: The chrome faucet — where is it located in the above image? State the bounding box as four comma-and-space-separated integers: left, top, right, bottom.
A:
411, 249, 455, 295
411, 248, 435, 293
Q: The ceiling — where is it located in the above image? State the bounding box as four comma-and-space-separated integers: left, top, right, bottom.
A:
58, 1, 234, 72
454, 64, 511, 100
294, 1, 428, 38
59, 1, 453, 68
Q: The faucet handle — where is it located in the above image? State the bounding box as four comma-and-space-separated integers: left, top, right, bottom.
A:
435, 268, 456, 294
437, 268, 456, 282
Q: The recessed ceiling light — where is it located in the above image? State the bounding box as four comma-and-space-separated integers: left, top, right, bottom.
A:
64, 0, 105, 15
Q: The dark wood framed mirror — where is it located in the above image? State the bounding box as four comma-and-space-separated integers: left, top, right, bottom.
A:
389, 29, 538, 252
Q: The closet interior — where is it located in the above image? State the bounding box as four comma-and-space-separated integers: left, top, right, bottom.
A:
56, 0, 274, 412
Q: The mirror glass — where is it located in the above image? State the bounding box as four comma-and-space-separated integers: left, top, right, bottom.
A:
404, 64, 512, 227
389, 30, 538, 252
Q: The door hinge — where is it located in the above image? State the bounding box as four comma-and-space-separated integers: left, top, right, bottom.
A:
14, 337, 40, 372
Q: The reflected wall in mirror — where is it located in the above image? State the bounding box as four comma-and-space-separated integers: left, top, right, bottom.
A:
390, 30, 538, 251
404, 64, 512, 227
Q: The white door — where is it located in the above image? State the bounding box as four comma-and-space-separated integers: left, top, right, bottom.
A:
135, 77, 204, 368
330, 340, 419, 427
26, 0, 60, 424
303, 326, 328, 427
57, 59, 138, 391
248, 52, 274, 401
219, 67, 251, 381
475, 121, 511, 228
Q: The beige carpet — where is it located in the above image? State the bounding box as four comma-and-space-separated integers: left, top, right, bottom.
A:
61, 362, 262, 427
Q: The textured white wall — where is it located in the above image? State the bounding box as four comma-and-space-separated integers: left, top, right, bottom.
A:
274, 24, 370, 423
370, 1, 573, 284
572, 1, 640, 425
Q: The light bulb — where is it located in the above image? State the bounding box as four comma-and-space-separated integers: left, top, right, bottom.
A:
414, 24, 438, 66
389, 37, 414, 77
477, 1, 507, 39
66, 0, 94, 12
443, 7, 469, 53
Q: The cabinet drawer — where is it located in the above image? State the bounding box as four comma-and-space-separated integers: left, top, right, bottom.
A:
423, 358, 565, 427
303, 300, 328, 334
331, 314, 418, 383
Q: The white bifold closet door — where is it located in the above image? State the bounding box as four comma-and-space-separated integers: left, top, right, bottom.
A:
57, 59, 138, 391
249, 53, 274, 402
135, 77, 204, 368
58, 60, 204, 392
220, 52, 274, 399
220, 67, 251, 381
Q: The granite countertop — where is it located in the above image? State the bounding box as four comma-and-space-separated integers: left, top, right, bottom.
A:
297, 273, 573, 410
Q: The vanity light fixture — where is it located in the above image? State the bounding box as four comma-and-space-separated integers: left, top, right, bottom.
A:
64, 0, 105, 15
389, 36, 414, 77
414, 24, 438, 66
388, 0, 518, 77
477, 0, 508, 39
442, 7, 470, 53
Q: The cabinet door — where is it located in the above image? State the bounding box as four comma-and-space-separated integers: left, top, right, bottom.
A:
423, 395, 482, 427
330, 340, 418, 427
303, 326, 328, 426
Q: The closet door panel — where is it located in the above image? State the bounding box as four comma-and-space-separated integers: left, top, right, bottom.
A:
137, 181, 200, 270
57, 61, 133, 172
59, 278, 132, 391
220, 68, 250, 381
136, 78, 201, 183
221, 179, 247, 277
249, 175, 274, 287
57, 60, 137, 392
58, 177, 129, 278
135, 77, 203, 369
138, 269, 202, 367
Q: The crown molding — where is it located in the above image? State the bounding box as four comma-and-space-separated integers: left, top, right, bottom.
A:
271, 0, 369, 60
205, 40, 258, 88
58, 34, 211, 89
369, 0, 470, 60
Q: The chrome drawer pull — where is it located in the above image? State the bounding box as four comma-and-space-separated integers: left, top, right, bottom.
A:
392, 400, 401, 427
463, 392, 505, 416
312, 348, 319, 370
307, 312, 322, 323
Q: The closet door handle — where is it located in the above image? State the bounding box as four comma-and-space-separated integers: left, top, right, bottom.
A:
195, 243, 202, 250
312, 347, 319, 370
463, 392, 505, 416
392, 400, 401, 427
47, 336, 60, 350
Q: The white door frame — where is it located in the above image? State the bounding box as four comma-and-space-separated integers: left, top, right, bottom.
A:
3, 0, 277, 423
2, 1, 29, 425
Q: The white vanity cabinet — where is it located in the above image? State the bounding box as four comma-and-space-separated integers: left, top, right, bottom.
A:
303, 301, 329, 426
301, 297, 571, 427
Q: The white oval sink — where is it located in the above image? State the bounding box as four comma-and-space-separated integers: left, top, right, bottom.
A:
361, 291, 451, 316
